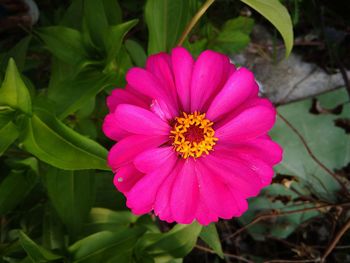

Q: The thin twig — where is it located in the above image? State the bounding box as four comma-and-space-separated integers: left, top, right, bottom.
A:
264, 259, 318, 263
225, 202, 350, 241
176, 0, 215, 46
277, 112, 349, 195
195, 244, 254, 263
321, 217, 350, 262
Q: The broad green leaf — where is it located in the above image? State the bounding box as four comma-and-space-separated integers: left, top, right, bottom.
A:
145, 0, 192, 54
19, 106, 108, 170
0, 36, 31, 72
239, 184, 319, 240
105, 20, 139, 67
37, 26, 87, 65
60, 0, 84, 28
210, 17, 254, 54
135, 222, 202, 261
125, 39, 147, 67
84, 208, 138, 234
83, 0, 109, 49
271, 89, 350, 200
48, 71, 113, 119
240, 0, 293, 57
42, 205, 65, 251
0, 121, 19, 155
19, 231, 62, 262
199, 224, 223, 258
102, 0, 122, 25
69, 228, 146, 263
44, 167, 95, 235
0, 59, 32, 114
0, 158, 38, 215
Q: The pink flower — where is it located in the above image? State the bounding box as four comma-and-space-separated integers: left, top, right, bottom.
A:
103, 47, 283, 225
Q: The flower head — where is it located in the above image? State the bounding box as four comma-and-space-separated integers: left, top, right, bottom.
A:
103, 47, 283, 225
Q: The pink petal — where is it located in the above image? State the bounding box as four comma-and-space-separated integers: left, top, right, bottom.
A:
125, 154, 178, 215
126, 67, 177, 119
215, 104, 276, 143
107, 88, 149, 113
170, 160, 199, 224
171, 47, 194, 112
114, 104, 171, 135
107, 135, 168, 170
113, 164, 144, 194
230, 138, 283, 165
102, 112, 128, 141
196, 160, 246, 219
190, 50, 231, 112
134, 146, 175, 173
206, 68, 258, 121
195, 199, 219, 225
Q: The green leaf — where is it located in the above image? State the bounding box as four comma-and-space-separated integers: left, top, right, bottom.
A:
270, 89, 350, 200
0, 120, 19, 156
42, 205, 65, 251
105, 20, 139, 66
199, 224, 223, 259
240, 0, 294, 57
0, 58, 32, 114
145, 0, 192, 54
135, 222, 202, 261
210, 17, 254, 54
69, 228, 146, 263
19, 106, 108, 170
44, 167, 95, 235
19, 231, 62, 263
0, 158, 38, 215
125, 39, 147, 67
0, 36, 31, 72
239, 184, 319, 240
102, 0, 122, 25
48, 71, 113, 119
37, 26, 87, 65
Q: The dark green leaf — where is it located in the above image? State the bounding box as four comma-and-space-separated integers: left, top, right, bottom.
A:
69, 228, 146, 263
42, 205, 65, 251
102, 0, 122, 25
0, 58, 32, 114
0, 109, 19, 155
199, 224, 223, 258
135, 222, 202, 260
37, 26, 87, 65
125, 39, 147, 67
44, 166, 95, 235
19, 106, 108, 170
0, 36, 31, 72
240, 0, 294, 57
145, 0, 192, 54
19, 231, 62, 262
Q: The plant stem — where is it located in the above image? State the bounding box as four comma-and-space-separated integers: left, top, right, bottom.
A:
176, 0, 215, 46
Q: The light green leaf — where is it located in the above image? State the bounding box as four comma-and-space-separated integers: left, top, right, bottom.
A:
19, 231, 62, 263
199, 224, 223, 258
135, 222, 202, 261
271, 89, 350, 200
37, 26, 87, 65
19, 106, 108, 170
125, 39, 147, 67
105, 19, 139, 66
145, 0, 192, 54
0, 58, 32, 114
69, 228, 146, 263
240, 0, 293, 57
44, 167, 95, 235
0, 158, 38, 215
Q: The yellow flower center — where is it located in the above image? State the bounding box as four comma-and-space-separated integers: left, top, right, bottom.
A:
170, 111, 218, 159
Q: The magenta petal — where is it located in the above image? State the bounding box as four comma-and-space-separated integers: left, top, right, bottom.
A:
196, 199, 218, 225
171, 47, 194, 112
102, 112, 128, 141
170, 160, 199, 224
126, 67, 177, 119
190, 50, 231, 112
134, 146, 175, 173
107, 135, 168, 170
216, 105, 276, 143
206, 67, 258, 121
107, 88, 148, 113
114, 104, 171, 135
126, 154, 178, 215
113, 164, 144, 194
